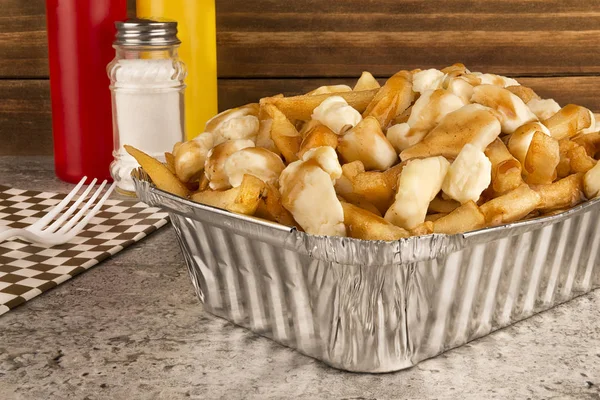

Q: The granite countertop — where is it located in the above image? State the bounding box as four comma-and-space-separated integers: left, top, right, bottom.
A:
1, 156, 599, 400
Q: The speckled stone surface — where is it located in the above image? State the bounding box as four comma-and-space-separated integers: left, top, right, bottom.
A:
0, 156, 599, 400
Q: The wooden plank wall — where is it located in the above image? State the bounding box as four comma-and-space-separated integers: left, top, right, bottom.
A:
2, 0, 600, 155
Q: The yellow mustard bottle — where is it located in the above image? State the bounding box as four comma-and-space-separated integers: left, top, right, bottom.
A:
136, 0, 218, 140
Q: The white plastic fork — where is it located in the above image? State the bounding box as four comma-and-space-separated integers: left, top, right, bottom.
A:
0, 177, 116, 246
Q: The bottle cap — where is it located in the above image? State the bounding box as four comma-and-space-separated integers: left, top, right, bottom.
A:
114, 19, 181, 46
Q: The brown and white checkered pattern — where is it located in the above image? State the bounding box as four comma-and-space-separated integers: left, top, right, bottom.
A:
0, 185, 168, 315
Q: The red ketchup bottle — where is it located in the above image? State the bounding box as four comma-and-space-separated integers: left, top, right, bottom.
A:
45, 0, 127, 183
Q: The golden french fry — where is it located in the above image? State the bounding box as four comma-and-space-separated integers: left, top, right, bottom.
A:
261, 89, 378, 121
433, 201, 486, 234
191, 174, 266, 215
573, 132, 600, 158
353, 71, 380, 91
297, 123, 338, 158
533, 173, 584, 212
306, 84, 352, 96
480, 184, 542, 226
557, 139, 577, 179
485, 138, 523, 195
428, 196, 460, 213
542, 104, 592, 140
125, 145, 190, 198
164, 152, 176, 175
337, 116, 397, 170
347, 162, 405, 214
568, 144, 597, 173
363, 70, 414, 129
255, 183, 296, 226
391, 105, 413, 125
262, 103, 302, 164
338, 193, 382, 216
506, 85, 540, 104
341, 202, 409, 241
409, 221, 434, 236
198, 173, 210, 192
523, 131, 560, 185
425, 213, 448, 222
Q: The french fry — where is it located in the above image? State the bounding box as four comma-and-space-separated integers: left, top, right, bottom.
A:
306, 84, 352, 96
255, 183, 296, 226
338, 193, 382, 216
198, 173, 210, 192
191, 174, 266, 215
262, 103, 302, 164
485, 138, 523, 195
363, 70, 414, 129
409, 221, 434, 236
164, 152, 176, 175
433, 201, 486, 234
353, 71, 380, 91
584, 161, 600, 198
297, 123, 338, 158
341, 202, 409, 241
425, 213, 448, 222
428, 196, 460, 213
352, 162, 405, 213
542, 104, 592, 140
125, 145, 190, 198
480, 184, 542, 226
523, 131, 560, 185
261, 89, 378, 121
557, 139, 577, 179
533, 173, 584, 212
391, 105, 413, 125
506, 85, 540, 104
573, 132, 600, 158
568, 144, 597, 173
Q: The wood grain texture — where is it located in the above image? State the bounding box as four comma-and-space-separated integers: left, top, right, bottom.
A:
4, 76, 600, 156
2, 0, 600, 78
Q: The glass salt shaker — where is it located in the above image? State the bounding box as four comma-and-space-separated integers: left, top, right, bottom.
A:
107, 19, 186, 195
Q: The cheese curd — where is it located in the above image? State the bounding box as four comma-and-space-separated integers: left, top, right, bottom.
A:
507, 122, 552, 165
205, 105, 260, 145
384, 156, 450, 229
279, 147, 345, 236
224, 147, 285, 188
311, 96, 362, 134
204, 139, 255, 190
173, 132, 214, 182
442, 144, 492, 204
412, 69, 445, 94
386, 89, 465, 152
446, 77, 475, 104
584, 161, 600, 198
471, 84, 538, 133
526, 98, 561, 121
473, 72, 520, 87
338, 116, 397, 170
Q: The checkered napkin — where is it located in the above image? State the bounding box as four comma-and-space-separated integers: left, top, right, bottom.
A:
0, 185, 168, 316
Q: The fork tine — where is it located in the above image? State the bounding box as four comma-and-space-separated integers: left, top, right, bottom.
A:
43, 178, 98, 234
31, 176, 87, 230
56, 180, 108, 234
60, 182, 116, 239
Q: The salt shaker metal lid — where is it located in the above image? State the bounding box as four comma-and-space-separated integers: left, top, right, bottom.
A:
114, 18, 181, 46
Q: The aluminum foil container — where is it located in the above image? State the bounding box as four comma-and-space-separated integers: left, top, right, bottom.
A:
133, 169, 600, 373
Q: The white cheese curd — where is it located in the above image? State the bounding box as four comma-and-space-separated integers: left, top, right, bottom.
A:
412, 69, 445, 94
224, 147, 285, 188
311, 96, 362, 134
384, 156, 450, 229
584, 161, 600, 198
471, 84, 538, 133
338, 117, 397, 170
446, 77, 475, 104
526, 98, 561, 121
301, 146, 343, 180
205, 105, 260, 145
279, 156, 346, 236
386, 89, 465, 152
474, 73, 520, 87
204, 139, 255, 190
507, 122, 552, 165
174, 132, 215, 182
442, 144, 492, 204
